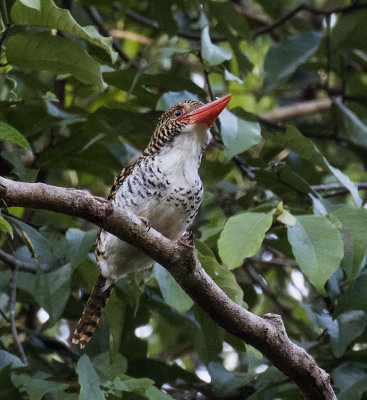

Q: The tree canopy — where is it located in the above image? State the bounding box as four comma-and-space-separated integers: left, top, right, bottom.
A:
1, 0, 367, 399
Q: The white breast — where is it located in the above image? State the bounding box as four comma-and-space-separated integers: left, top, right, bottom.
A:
98, 123, 211, 283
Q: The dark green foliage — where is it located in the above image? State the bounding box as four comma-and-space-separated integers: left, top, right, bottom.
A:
1, 0, 367, 398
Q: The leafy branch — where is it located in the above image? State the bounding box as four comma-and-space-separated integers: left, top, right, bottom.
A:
0, 176, 337, 400
84, 5, 140, 69
253, 2, 367, 38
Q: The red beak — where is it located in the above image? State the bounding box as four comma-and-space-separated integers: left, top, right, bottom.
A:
179, 94, 232, 127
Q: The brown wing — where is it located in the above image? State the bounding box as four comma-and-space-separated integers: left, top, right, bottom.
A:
73, 164, 137, 349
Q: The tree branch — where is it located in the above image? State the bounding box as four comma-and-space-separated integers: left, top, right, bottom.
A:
244, 262, 292, 317
311, 182, 367, 192
259, 98, 332, 122
253, 2, 367, 38
311, 182, 367, 198
0, 249, 51, 274
0, 177, 336, 399
84, 6, 141, 69
124, 8, 226, 42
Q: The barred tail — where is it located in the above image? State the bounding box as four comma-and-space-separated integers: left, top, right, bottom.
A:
72, 274, 114, 349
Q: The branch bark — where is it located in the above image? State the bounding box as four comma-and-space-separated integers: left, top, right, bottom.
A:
0, 249, 51, 274
0, 177, 336, 399
259, 98, 332, 122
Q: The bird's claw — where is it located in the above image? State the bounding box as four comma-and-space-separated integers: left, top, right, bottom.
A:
179, 231, 195, 248
138, 216, 152, 231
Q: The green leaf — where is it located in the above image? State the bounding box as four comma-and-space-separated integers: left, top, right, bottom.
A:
208, 2, 252, 77
1, 150, 38, 182
0, 121, 30, 149
65, 228, 97, 268
104, 291, 126, 356
0, 365, 21, 399
287, 215, 344, 295
0, 350, 25, 369
334, 98, 367, 148
104, 69, 206, 98
264, 125, 361, 206
76, 354, 105, 400
218, 212, 274, 270
6, 32, 103, 90
0, 216, 13, 239
333, 206, 367, 282
335, 272, 367, 314
12, 374, 69, 400
197, 247, 243, 305
332, 311, 367, 358
219, 109, 261, 160
201, 26, 232, 66
208, 361, 246, 396
11, 0, 117, 62
34, 264, 72, 325
154, 263, 193, 313
107, 376, 154, 395
156, 91, 200, 111
92, 352, 127, 382
331, 9, 367, 51
325, 161, 362, 208
333, 362, 367, 400
224, 69, 243, 84
193, 305, 224, 363
10, 217, 56, 266
263, 31, 324, 93
264, 125, 327, 168
146, 386, 175, 400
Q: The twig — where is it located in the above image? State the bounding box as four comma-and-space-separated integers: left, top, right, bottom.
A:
109, 29, 152, 45
0, 307, 10, 322
312, 182, 367, 192
84, 6, 140, 68
0, 28, 9, 51
312, 182, 367, 198
232, 155, 256, 180
244, 262, 292, 316
0, 177, 337, 399
0, 249, 51, 274
201, 55, 255, 180
253, 2, 367, 38
10, 264, 28, 365
259, 98, 332, 122
124, 8, 226, 42
1, 0, 9, 26
234, 4, 280, 41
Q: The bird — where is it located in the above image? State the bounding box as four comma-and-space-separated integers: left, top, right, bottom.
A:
72, 94, 232, 349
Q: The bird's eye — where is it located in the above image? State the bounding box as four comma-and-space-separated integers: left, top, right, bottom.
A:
174, 109, 183, 118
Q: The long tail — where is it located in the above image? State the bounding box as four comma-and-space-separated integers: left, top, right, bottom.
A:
72, 274, 114, 349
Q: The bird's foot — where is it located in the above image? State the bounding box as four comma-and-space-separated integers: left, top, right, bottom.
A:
179, 231, 195, 248
138, 216, 152, 231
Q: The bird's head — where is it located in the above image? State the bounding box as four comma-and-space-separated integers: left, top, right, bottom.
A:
145, 94, 231, 155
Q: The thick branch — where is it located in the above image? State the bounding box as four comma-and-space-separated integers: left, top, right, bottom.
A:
0, 177, 336, 399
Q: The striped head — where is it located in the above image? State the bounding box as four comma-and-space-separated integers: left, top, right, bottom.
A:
144, 95, 232, 156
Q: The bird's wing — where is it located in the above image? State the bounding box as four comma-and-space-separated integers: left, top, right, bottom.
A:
95, 163, 137, 261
